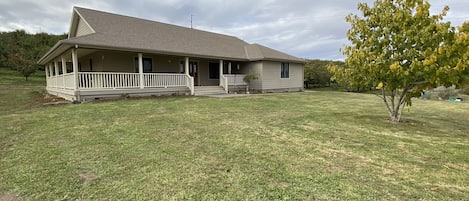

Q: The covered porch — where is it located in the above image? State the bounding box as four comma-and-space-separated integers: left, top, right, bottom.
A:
44, 48, 248, 101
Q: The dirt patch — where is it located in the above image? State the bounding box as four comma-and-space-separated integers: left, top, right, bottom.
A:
25, 91, 68, 109
0, 192, 19, 201
79, 173, 97, 184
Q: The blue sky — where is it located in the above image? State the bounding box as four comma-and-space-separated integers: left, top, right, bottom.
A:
0, 0, 467, 60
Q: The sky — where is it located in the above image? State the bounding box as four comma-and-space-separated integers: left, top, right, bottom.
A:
0, 0, 467, 60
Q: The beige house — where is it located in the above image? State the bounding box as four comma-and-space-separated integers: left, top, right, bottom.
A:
38, 7, 305, 101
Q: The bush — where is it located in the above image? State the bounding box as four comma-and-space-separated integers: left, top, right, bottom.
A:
243, 73, 258, 84
432, 86, 459, 100
462, 83, 469, 95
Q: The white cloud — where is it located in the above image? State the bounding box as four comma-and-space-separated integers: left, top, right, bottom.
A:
0, 0, 467, 60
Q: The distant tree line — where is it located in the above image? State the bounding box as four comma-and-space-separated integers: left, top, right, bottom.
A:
0, 30, 67, 79
304, 59, 343, 88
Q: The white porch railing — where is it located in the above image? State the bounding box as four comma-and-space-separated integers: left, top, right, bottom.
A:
47, 76, 57, 88
63, 73, 76, 89
77, 72, 193, 91
46, 73, 76, 89
79, 72, 140, 89
220, 75, 229, 93
144, 73, 187, 87
225, 74, 246, 86
186, 75, 194, 95
47, 72, 194, 95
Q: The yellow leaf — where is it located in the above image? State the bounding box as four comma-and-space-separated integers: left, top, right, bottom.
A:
376, 82, 384, 89
390, 62, 400, 71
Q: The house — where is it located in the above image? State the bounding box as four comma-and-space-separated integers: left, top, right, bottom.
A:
38, 7, 306, 101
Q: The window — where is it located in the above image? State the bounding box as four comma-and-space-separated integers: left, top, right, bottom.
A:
179, 62, 184, 73
281, 62, 289, 78
209, 63, 220, 79
134, 58, 153, 73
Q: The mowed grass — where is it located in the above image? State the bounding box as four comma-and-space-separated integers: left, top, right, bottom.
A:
0, 67, 47, 113
0, 68, 468, 200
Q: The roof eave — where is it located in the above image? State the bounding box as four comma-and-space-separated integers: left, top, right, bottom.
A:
60, 42, 249, 62
37, 41, 71, 64
249, 57, 307, 64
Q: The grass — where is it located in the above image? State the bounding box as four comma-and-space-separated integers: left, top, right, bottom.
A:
0, 67, 468, 200
0, 67, 48, 114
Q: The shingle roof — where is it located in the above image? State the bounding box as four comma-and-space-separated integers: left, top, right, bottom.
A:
39, 7, 305, 64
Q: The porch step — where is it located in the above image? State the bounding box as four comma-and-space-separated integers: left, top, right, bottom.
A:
194, 86, 226, 96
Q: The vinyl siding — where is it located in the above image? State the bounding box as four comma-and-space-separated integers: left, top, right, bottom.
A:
241, 61, 263, 90
151, 55, 181, 73
78, 51, 183, 73
75, 17, 94, 37
100, 52, 134, 72
260, 61, 303, 90
198, 60, 220, 86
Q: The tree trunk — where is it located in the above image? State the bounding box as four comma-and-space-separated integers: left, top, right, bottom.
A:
381, 88, 408, 123
389, 111, 400, 122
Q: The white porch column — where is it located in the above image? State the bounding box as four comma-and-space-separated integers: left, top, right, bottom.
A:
49, 63, 54, 76
45, 63, 50, 88
219, 60, 223, 78
61, 56, 67, 74
48, 64, 53, 77
61, 56, 67, 89
54, 60, 59, 87
72, 48, 79, 90
45, 63, 49, 77
228, 62, 232, 74
54, 60, 59, 75
184, 57, 189, 75
138, 53, 144, 89
219, 60, 223, 86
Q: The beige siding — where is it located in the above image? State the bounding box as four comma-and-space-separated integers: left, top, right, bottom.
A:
241, 62, 263, 90
152, 55, 181, 73
76, 17, 94, 37
260, 61, 303, 90
198, 60, 219, 86
78, 51, 183, 73
78, 52, 105, 72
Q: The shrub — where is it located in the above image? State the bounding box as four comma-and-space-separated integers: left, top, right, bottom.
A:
243, 73, 258, 94
243, 73, 258, 84
432, 86, 458, 100
462, 83, 469, 95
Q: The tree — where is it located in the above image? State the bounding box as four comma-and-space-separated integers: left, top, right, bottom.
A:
0, 30, 67, 69
304, 60, 339, 88
9, 52, 37, 80
329, 0, 469, 122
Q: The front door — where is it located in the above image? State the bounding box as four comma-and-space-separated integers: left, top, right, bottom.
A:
189, 62, 198, 85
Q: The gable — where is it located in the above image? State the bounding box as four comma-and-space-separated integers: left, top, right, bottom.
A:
75, 17, 94, 37
68, 8, 95, 38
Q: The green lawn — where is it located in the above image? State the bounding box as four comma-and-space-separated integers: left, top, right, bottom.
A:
0, 68, 468, 200
0, 67, 48, 114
